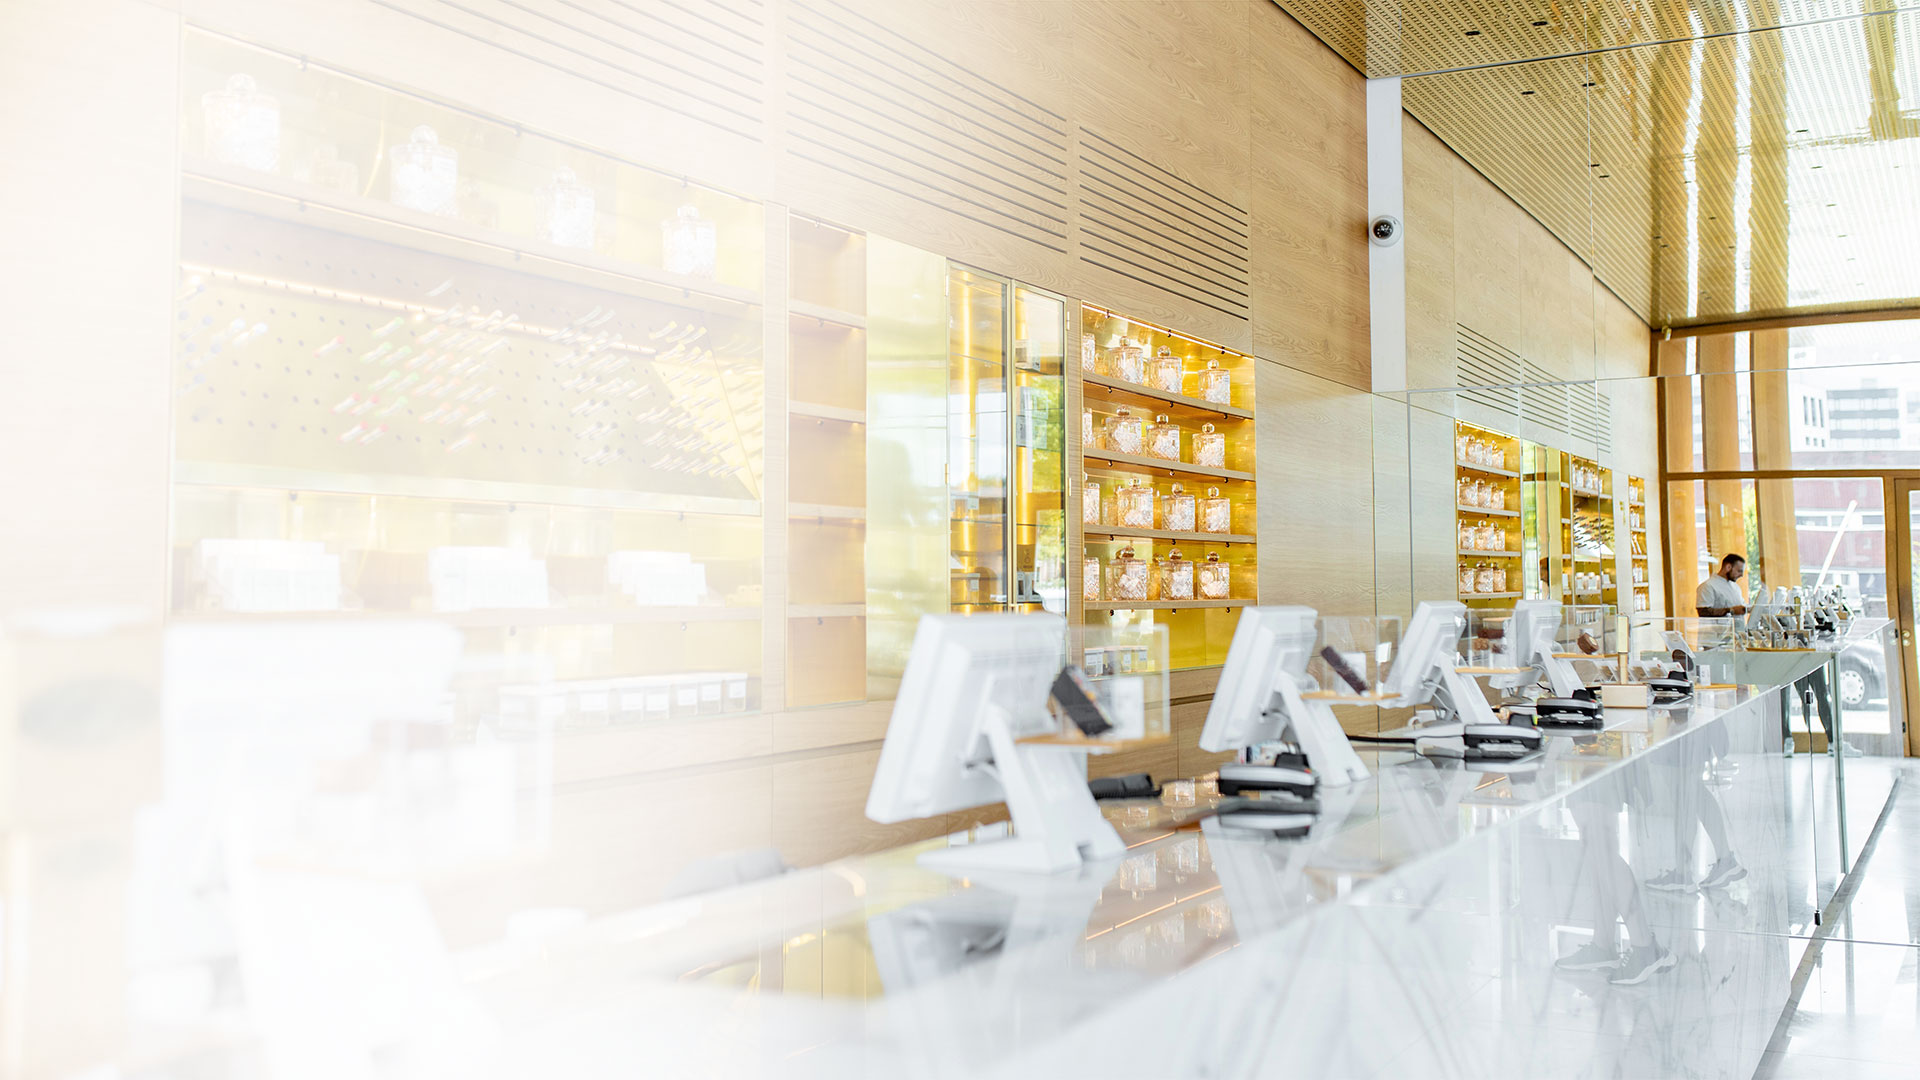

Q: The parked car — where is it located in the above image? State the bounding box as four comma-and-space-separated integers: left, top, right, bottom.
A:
1838, 639, 1886, 708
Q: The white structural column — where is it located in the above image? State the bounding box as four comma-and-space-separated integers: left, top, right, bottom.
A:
1367, 76, 1407, 394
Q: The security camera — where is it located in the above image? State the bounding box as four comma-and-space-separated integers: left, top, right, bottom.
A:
1369, 215, 1402, 247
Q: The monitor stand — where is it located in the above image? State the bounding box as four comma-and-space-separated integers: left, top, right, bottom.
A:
918, 706, 1127, 876
1240, 670, 1371, 787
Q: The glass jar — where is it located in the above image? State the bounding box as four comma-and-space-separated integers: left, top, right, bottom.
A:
1159, 548, 1194, 600
1146, 413, 1181, 461
1083, 556, 1102, 601
1083, 407, 1097, 449
1082, 480, 1103, 525
202, 73, 280, 173
1162, 483, 1195, 532
1151, 347, 1184, 395
1192, 422, 1225, 468
306, 143, 359, 193
1494, 565, 1509, 592
537, 166, 596, 250
1199, 552, 1231, 599
1198, 359, 1231, 405
1489, 484, 1506, 510
1457, 477, 1474, 508
390, 125, 459, 217
1107, 545, 1151, 601
663, 204, 718, 278
1459, 564, 1477, 596
1456, 430, 1472, 464
1117, 477, 1155, 528
1081, 335, 1099, 374
1470, 479, 1488, 508
1110, 341, 1148, 384
1458, 520, 1475, 552
1104, 406, 1145, 456
1476, 563, 1499, 594
1200, 486, 1231, 534
1480, 521, 1501, 551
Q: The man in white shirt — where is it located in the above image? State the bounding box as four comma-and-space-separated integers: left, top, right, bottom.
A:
1695, 554, 1748, 618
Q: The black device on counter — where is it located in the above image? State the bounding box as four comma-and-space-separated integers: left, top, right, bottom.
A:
1050, 665, 1113, 736
1217, 750, 1317, 799
1088, 772, 1160, 800
1464, 723, 1544, 756
1532, 688, 1605, 729
1649, 670, 1694, 705
1215, 793, 1320, 836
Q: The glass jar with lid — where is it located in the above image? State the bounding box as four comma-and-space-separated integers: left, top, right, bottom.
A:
1083, 555, 1102, 601
1162, 483, 1195, 532
537, 166, 597, 250
1192, 422, 1226, 468
1198, 359, 1231, 405
1081, 335, 1099, 374
1199, 486, 1232, 534
1159, 548, 1194, 601
1457, 477, 1474, 508
390, 125, 459, 217
1493, 565, 1509, 593
1457, 520, 1476, 552
662, 204, 719, 278
1146, 413, 1181, 461
1104, 406, 1145, 456
1107, 545, 1151, 601
1083, 407, 1097, 449
1151, 347, 1184, 394
1082, 480, 1103, 525
1456, 430, 1473, 464
1459, 563, 1477, 596
1199, 552, 1231, 599
1110, 341, 1149, 384
1117, 477, 1155, 528
202, 73, 281, 173
1476, 563, 1499, 594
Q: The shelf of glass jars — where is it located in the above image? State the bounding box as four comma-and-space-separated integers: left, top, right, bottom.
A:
1456, 504, 1521, 519
1458, 549, 1523, 558
179, 160, 761, 317
1455, 460, 1520, 479
1083, 600, 1244, 611
1086, 526, 1257, 546
173, 462, 764, 517
1083, 449, 1252, 485
169, 605, 760, 626
1080, 372, 1253, 423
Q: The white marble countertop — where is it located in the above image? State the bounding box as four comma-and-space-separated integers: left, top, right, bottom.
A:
445, 683, 1797, 1078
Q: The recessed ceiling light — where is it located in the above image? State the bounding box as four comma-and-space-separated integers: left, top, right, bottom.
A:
1466, 29, 1482, 36
1812, 164, 1823, 169
1533, 19, 1548, 26
1582, 81, 1596, 88
1839, 234, 1848, 238
1599, 174, 1610, 178
1827, 202, 1837, 207
1521, 89, 1536, 95
1796, 128, 1809, 133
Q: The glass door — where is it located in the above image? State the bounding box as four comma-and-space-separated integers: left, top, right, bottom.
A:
944, 267, 1065, 614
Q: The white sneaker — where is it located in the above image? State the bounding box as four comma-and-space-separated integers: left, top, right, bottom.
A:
1699, 858, 1747, 889
1645, 868, 1694, 892
1833, 741, 1865, 758
1556, 942, 1620, 971
1609, 946, 1676, 985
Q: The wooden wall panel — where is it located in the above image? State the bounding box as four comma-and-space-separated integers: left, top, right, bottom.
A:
1404, 122, 1459, 394
1248, 5, 1370, 391
1256, 359, 1377, 616
1451, 159, 1525, 349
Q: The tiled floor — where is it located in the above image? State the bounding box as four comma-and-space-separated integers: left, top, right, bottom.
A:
1757, 760, 1920, 1078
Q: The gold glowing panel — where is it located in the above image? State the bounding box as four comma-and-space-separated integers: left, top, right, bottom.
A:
1280, 2, 1920, 326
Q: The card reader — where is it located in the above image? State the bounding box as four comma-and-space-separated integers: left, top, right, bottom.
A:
1532, 694, 1605, 729
1217, 762, 1317, 799
1648, 671, 1693, 705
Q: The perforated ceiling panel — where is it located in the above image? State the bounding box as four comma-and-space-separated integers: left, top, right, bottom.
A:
1279, 1, 1920, 328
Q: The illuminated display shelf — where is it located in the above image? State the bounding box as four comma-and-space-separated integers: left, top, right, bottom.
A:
1074, 305, 1257, 669
785, 214, 869, 710
1455, 421, 1522, 608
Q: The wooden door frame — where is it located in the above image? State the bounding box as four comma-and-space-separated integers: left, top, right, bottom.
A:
1886, 478, 1920, 758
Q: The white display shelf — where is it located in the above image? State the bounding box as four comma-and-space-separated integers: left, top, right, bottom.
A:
1083, 449, 1252, 484
1458, 550, 1522, 558
1084, 599, 1244, 611
789, 401, 866, 424
174, 461, 763, 517
789, 502, 866, 522
170, 605, 761, 626
1081, 372, 1252, 421
1457, 505, 1520, 518
1460, 591, 1522, 600
180, 160, 762, 316
788, 604, 865, 618
1084, 526, 1256, 546
788, 299, 866, 330
1455, 460, 1519, 479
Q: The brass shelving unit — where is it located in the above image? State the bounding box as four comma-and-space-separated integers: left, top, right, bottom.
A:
1455, 421, 1523, 607
1626, 475, 1651, 614
1074, 305, 1256, 669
